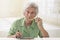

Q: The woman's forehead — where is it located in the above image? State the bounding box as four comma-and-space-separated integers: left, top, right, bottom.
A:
26, 7, 36, 11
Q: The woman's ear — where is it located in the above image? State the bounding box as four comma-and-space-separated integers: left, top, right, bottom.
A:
23, 11, 26, 16
23, 12, 25, 16
23, 9, 27, 16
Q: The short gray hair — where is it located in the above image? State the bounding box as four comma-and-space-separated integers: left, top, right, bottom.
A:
25, 3, 38, 13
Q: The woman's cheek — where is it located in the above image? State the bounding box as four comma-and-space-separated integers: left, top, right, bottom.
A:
25, 13, 28, 17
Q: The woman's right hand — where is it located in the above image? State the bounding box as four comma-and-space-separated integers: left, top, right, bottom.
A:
15, 32, 22, 38
8, 32, 22, 38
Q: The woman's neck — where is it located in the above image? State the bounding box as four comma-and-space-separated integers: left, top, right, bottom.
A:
25, 19, 32, 27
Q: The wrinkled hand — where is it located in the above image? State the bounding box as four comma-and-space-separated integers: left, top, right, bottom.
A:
15, 32, 22, 38
35, 17, 43, 28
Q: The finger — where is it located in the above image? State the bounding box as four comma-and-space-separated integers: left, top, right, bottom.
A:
35, 18, 39, 22
16, 32, 21, 35
35, 17, 40, 21
37, 18, 42, 21
16, 33, 22, 37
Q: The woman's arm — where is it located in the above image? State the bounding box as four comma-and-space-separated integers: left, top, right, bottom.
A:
8, 32, 22, 38
35, 17, 49, 38
8, 35, 16, 38
39, 26, 49, 37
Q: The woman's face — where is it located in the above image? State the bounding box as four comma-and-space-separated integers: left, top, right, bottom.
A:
24, 7, 37, 20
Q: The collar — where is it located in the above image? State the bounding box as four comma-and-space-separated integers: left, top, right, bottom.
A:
21, 17, 35, 26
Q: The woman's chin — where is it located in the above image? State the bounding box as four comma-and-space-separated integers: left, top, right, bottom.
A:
26, 18, 34, 21
29, 18, 34, 21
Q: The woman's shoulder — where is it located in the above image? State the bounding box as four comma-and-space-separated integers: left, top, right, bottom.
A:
13, 18, 24, 24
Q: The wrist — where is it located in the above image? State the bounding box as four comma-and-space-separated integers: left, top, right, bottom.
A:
38, 26, 44, 31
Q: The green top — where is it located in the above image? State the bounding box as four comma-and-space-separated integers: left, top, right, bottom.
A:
8, 18, 42, 38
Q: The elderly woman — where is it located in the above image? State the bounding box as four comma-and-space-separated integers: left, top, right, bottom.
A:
8, 3, 49, 38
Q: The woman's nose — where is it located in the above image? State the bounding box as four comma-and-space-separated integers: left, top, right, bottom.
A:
28, 13, 31, 16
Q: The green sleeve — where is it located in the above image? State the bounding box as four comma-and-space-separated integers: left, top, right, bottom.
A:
38, 31, 43, 38
8, 21, 18, 36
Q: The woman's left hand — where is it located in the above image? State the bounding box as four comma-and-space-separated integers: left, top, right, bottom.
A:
35, 17, 43, 28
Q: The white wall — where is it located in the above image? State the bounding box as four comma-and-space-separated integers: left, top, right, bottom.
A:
0, 0, 25, 17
